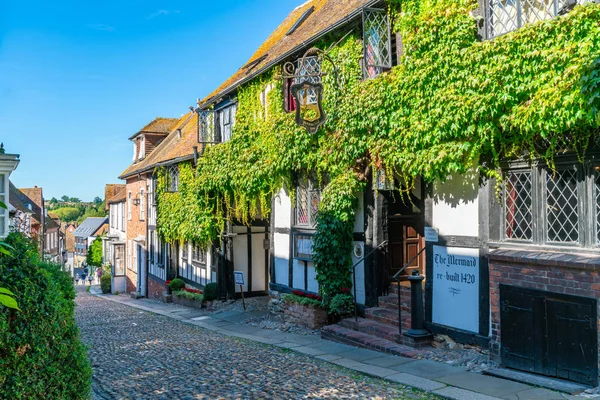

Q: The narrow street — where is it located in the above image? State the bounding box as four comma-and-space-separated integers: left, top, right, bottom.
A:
75, 288, 436, 400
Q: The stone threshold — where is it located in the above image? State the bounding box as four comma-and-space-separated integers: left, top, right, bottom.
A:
87, 286, 593, 400
484, 368, 590, 395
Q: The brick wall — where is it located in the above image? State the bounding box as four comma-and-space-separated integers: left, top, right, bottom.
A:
488, 249, 600, 367
148, 275, 165, 300
125, 176, 148, 294
284, 302, 329, 329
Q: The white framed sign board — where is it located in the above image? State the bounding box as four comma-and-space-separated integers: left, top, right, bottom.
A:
234, 271, 245, 286
432, 245, 480, 333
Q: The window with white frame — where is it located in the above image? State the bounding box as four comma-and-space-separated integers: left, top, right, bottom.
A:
120, 202, 126, 230
140, 188, 145, 221
198, 111, 216, 144
128, 191, 132, 220
0, 173, 5, 237
295, 179, 321, 228
502, 160, 600, 248
487, 0, 591, 38
165, 165, 179, 193
363, 8, 392, 79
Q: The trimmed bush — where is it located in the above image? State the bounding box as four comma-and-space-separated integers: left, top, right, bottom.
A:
169, 278, 185, 292
173, 290, 204, 302
0, 233, 91, 399
204, 282, 218, 301
100, 273, 111, 294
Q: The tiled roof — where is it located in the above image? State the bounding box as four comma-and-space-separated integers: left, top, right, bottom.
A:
66, 231, 75, 252
46, 216, 59, 230
108, 187, 126, 204
119, 112, 198, 179
8, 182, 32, 214
129, 117, 180, 140
14, 186, 42, 224
73, 217, 109, 238
105, 184, 126, 210
199, 0, 375, 106
19, 187, 43, 213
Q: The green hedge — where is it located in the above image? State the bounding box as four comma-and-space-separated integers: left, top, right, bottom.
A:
100, 273, 111, 294
0, 233, 91, 399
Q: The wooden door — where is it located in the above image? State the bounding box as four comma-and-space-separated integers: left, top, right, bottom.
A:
388, 217, 424, 279
500, 285, 598, 386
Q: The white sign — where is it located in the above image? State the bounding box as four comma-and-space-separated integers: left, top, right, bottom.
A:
424, 227, 439, 243
432, 245, 479, 333
234, 271, 245, 286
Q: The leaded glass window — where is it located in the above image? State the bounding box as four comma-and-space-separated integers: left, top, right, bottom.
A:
505, 171, 533, 241
296, 180, 320, 227
294, 56, 322, 106
546, 168, 579, 243
363, 8, 392, 79
166, 165, 179, 193
198, 110, 215, 144
487, 0, 589, 38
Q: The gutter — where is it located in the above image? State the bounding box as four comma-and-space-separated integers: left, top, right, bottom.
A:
119, 154, 195, 180
199, 0, 380, 109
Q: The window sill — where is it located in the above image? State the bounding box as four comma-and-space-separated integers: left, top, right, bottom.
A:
488, 245, 600, 269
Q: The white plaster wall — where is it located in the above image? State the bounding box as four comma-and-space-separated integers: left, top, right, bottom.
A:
274, 189, 291, 229
233, 225, 249, 293
292, 259, 305, 289
432, 171, 479, 237
251, 226, 267, 291
273, 232, 289, 286
307, 263, 318, 293
351, 241, 366, 305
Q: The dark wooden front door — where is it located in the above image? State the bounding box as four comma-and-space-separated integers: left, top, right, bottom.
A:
500, 285, 598, 386
388, 217, 424, 279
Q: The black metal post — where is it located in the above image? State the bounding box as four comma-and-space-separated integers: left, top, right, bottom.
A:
405, 270, 430, 338
397, 276, 402, 335
353, 267, 358, 322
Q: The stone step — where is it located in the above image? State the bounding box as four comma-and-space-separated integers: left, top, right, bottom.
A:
388, 282, 412, 296
365, 307, 410, 328
321, 324, 423, 358
378, 294, 413, 311
339, 317, 401, 342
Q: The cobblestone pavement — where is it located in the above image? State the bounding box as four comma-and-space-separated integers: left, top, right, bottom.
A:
76, 288, 438, 399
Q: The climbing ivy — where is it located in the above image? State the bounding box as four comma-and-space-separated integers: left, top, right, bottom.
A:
156, 0, 600, 305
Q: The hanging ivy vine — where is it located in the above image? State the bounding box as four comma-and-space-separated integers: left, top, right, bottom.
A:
156, 0, 600, 305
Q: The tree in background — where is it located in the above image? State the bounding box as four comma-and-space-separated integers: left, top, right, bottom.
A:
93, 196, 102, 204
86, 237, 103, 268
51, 207, 81, 222
60, 195, 69, 202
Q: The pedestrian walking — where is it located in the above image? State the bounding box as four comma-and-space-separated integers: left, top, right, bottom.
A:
75, 273, 80, 285
87, 274, 93, 285
97, 268, 102, 283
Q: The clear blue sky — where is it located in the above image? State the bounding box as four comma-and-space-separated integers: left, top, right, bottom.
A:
0, 0, 298, 201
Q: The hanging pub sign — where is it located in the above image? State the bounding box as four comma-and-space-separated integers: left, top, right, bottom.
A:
279, 47, 339, 134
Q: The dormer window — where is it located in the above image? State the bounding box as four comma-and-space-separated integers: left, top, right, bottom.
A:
139, 136, 146, 159
363, 8, 392, 79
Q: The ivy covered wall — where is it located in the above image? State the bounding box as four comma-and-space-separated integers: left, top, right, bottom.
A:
156, 0, 600, 304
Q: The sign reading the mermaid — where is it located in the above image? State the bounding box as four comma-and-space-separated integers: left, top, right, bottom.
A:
432, 245, 479, 333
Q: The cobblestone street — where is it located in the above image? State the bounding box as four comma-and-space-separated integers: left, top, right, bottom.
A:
75, 288, 437, 399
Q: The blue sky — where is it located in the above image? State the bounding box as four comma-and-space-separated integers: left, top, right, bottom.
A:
0, 0, 297, 201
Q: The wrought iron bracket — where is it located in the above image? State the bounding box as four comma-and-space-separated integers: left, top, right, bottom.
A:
277, 47, 340, 134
